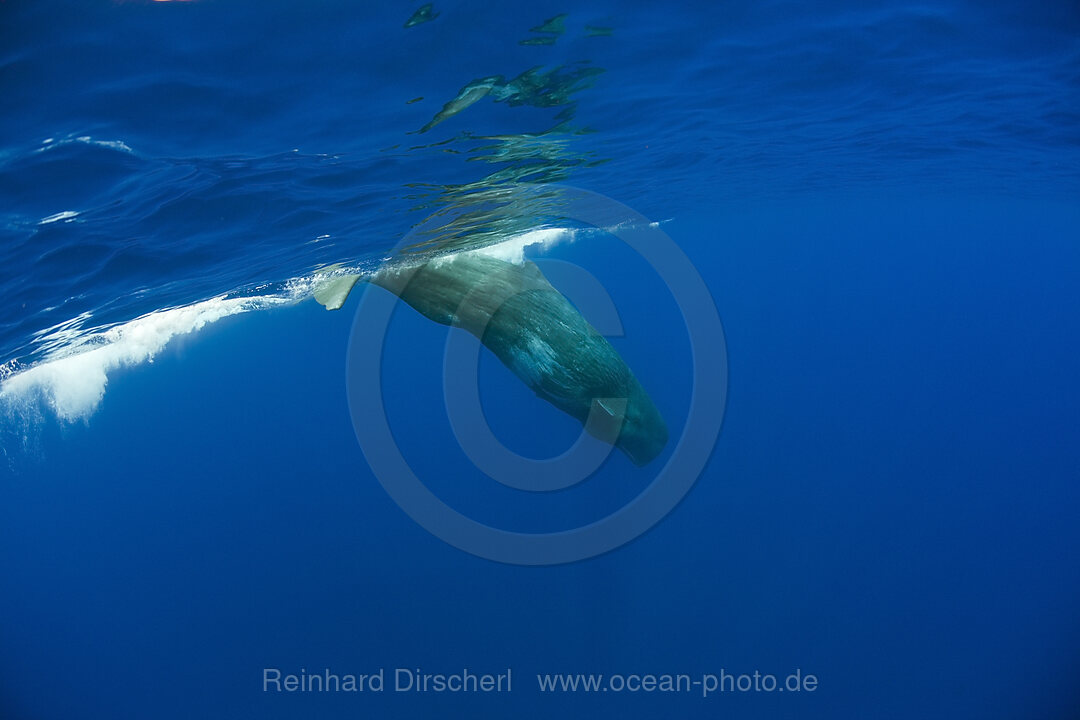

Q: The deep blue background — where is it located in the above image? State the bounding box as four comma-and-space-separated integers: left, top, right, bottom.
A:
2, 1, 1080, 718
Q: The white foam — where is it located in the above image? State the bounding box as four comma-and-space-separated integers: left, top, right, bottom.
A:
0, 295, 290, 422
469, 227, 571, 264
75, 136, 134, 154
0, 228, 573, 424
38, 210, 80, 225
36, 135, 135, 155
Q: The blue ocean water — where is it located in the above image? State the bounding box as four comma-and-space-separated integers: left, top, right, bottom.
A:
2, 0, 1079, 718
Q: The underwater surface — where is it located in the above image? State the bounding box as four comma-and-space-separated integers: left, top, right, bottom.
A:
1, 0, 1079, 717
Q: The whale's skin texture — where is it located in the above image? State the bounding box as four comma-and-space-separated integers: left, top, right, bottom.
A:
370, 253, 668, 466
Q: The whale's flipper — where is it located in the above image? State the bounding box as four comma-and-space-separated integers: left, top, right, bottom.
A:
369, 253, 668, 466
313, 268, 362, 311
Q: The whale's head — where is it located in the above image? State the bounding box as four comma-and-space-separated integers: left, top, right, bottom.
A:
617, 390, 669, 466
586, 380, 668, 467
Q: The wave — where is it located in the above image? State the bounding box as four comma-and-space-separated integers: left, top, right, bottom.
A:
0, 227, 577, 424
0, 293, 293, 422
36, 135, 136, 156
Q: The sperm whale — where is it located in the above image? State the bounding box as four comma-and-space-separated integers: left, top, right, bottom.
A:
316, 251, 668, 466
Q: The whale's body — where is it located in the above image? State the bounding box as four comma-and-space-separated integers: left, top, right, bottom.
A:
320, 252, 668, 466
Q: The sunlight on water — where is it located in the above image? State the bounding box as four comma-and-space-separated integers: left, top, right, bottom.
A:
0, 10, 617, 420
1, 0, 1077, 426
